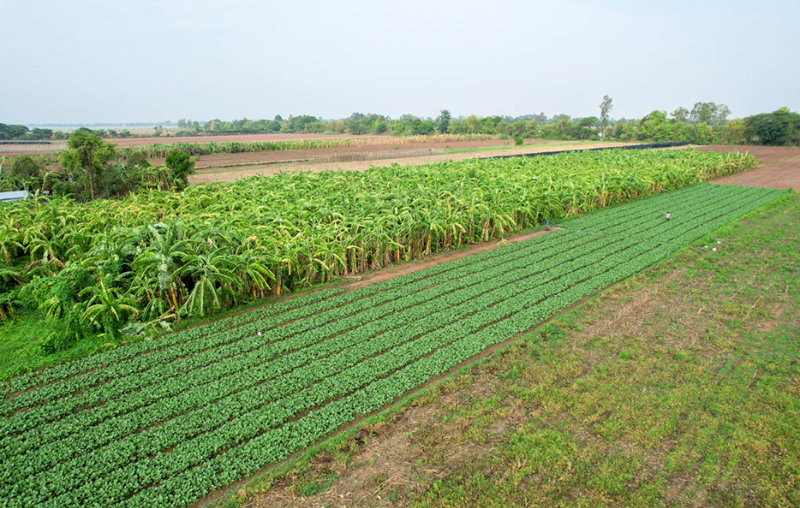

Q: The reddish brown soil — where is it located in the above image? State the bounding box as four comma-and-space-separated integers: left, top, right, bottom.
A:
702, 145, 800, 189
104, 133, 383, 149
157, 139, 519, 169
189, 141, 638, 184
0, 134, 388, 155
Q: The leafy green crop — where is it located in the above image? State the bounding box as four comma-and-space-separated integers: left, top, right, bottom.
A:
0, 149, 756, 339
0, 183, 785, 507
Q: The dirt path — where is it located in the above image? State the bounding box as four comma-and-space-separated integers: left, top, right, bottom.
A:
189, 141, 639, 184
704, 145, 800, 189
164, 138, 517, 169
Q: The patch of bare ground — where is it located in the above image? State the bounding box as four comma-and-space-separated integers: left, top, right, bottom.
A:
154, 138, 516, 169
247, 373, 524, 508
703, 145, 800, 189
189, 142, 640, 184
107, 133, 385, 149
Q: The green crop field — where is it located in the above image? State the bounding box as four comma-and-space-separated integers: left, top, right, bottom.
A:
0, 182, 786, 507
0, 149, 755, 350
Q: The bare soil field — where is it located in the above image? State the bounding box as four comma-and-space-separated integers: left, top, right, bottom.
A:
156, 138, 518, 169
703, 145, 800, 189
189, 141, 639, 184
0, 134, 386, 155
106, 133, 386, 149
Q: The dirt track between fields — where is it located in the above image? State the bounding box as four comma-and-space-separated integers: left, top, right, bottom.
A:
158, 138, 519, 169
704, 145, 800, 189
188, 141, 640, 184
50, 133, 384, 151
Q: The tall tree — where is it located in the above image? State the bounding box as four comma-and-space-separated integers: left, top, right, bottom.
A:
690, 102, 719, 126
599, 95, 613, 138
671, 107, 690, 124
59, 131, 116, 200
436, 109, 451, 134
716, 104, 731, 125
165, 150, 196, 190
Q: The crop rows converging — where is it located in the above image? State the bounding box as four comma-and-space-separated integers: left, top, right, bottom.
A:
0, 183, 785, 507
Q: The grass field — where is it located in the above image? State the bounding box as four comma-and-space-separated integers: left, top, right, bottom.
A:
0, 183, 789, 507
240, 191, 799, 508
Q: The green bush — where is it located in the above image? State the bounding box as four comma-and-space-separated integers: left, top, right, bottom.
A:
514, 136, 524, 146
165, 151, 195, 189
10, 155, 41, 179
125, 151, 150, 169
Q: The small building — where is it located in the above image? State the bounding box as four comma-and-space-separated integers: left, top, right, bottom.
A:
0, 190, 29, 203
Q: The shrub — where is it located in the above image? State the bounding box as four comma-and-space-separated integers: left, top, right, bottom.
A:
10, 155, 41, 179
125, 151, 150, 169
165, 151, 195, 189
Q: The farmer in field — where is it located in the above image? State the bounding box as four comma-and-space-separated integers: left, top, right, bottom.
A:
666, 212, 671, 222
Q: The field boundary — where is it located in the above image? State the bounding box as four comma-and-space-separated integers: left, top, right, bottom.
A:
487, 141, 688, 159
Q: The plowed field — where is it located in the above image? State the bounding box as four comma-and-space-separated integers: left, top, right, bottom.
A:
703, 145, 800, 189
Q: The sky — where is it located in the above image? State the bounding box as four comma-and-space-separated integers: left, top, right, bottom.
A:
1, 0, 798, 124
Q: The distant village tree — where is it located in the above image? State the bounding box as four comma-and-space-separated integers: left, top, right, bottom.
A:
436, 110, 451, 134
599, 95, 613, 138
59, 131, 116, 200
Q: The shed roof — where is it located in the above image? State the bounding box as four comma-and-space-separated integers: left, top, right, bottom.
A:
0, 190, 29, 203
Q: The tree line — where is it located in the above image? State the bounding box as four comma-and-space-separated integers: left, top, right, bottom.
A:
0, 132, 195, 201
165, 104, 800, 146
3, 104, 799, 146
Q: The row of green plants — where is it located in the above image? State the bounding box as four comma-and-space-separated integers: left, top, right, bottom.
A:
3, 227, 612, 498
0, 184, 731, 460
115, 134, 495, 159
115, 186, 783, 508
0, 150, 756, 350
0, 184, 785, 507
0, 182, 732, 398
0, 184, 732, 446
117, 138, 351, 158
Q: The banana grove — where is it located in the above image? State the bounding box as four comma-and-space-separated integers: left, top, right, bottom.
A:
115, 134, 498, 159
0, 149, 755, 343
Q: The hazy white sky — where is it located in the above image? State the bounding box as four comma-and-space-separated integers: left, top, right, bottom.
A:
1, 0, 797, 124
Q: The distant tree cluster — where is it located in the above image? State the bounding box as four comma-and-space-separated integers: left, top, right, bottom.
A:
608, 103, 798, 146
5, 103, 799, 147
743, 108, 800, 146
0, 124, 133, 141
0, 124, 55, 140
0, 132, 194, 200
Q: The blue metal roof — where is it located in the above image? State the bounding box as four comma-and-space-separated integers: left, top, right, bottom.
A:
0, 190, 29, 202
